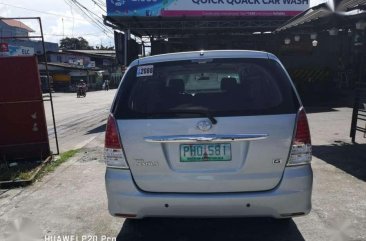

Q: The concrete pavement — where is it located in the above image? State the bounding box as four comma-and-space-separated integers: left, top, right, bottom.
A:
299, 107, 366, 241
0, 135, 120, 240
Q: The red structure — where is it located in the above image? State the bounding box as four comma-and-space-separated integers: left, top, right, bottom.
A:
0, 56, 50, 161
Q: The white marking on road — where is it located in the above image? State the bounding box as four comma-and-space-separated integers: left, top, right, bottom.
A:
74, 136, 98, 150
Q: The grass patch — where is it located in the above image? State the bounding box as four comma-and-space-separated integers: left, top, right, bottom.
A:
38, 149, 79, 178
17, 171, 34, 181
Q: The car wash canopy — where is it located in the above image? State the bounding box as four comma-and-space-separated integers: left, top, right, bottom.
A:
105, 0, 309, 37
107, 0, 308, 18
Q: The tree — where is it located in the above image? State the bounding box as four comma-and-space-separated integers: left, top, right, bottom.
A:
59, 37, 93, 50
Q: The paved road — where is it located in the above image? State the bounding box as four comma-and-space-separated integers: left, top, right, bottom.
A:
44, 90, 117, 152
0, 93, 366, 241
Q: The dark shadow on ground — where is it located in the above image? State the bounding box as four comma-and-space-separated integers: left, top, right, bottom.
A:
313, 142, 366, 181
305, 106, 339, 114
86, 124, 106, 135
0, 189, 9, 196
116, 218, 305, 241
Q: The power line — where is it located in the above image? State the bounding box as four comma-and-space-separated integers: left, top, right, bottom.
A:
44, 32, 106, 37
97, 0, 106, 7
0, 2, 85, 21
90, 0, 106, 13
0, 1, 114, 47
63, 0, 75, 37
65, 0, 112, 38
72, 0, 109, 29
75, 2, 112, 36
66, 0, 113, 36
65, 0, 106, 32
93, 0, 106, 7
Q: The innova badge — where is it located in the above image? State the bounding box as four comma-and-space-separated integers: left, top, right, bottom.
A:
197, 120, 212, 132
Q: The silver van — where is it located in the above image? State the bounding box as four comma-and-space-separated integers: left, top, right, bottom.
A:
104, 50, 313, 219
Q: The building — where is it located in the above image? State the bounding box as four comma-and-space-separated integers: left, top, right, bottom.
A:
39, 49, 122, 91
0, 18, 33, 37
0, 18, 59, 55
0, 18, 121, 91
64, 49, 122, 86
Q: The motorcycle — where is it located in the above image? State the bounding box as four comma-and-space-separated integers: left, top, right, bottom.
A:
76, 85, 87, 98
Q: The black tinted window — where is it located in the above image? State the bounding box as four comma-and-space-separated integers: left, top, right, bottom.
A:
114, 58, 299, 119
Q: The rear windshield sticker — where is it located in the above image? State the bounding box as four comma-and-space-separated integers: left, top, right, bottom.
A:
137, 65, 154, 77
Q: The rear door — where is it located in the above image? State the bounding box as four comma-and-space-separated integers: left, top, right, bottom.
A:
113, 57, 299, 193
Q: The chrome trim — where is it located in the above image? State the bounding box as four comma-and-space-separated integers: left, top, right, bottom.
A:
144, 134, 268, 143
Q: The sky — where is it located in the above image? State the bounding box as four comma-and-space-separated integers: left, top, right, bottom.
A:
0, 0, 327, 48
0, 0, 113, 48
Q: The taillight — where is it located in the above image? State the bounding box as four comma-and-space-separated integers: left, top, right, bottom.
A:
287, 108, 312, 166
104, 114, 129, 169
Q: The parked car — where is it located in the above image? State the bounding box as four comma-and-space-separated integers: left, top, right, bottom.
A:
104, 50, 313, 219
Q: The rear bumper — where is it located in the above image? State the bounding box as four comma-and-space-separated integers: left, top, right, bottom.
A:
105, 165, 313, 219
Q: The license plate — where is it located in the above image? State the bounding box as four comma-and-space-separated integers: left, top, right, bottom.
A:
180, 143, 231, 162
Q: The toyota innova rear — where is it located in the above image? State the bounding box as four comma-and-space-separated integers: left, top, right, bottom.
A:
105, 50, 313, 219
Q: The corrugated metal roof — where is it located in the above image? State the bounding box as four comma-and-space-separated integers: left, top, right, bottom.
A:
336, 0, 366, 11
275, 0, 366, 32
41, 62, 101, 71
276, 3, 333, 32
66, 50, 115, 54
135, 50, 271, 66
62, 50, 116, 59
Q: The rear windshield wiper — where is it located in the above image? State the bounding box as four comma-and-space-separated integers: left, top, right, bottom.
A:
147, 110, 218, 125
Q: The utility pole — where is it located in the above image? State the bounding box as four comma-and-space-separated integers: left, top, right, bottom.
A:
62, 18, 65, 38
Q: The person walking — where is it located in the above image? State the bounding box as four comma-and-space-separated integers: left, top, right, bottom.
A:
104, 79, 109, 91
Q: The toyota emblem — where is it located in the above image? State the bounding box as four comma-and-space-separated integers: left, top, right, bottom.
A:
197, 120, 212, 132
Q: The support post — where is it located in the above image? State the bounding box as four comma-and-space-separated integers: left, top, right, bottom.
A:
350, 91, 359, 143
39, 17, 59, 155
124, 29, 130, 66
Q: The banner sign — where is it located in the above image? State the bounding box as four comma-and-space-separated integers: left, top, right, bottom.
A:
0, 45, 35, 57
107, 0, 309, 17
8, 46, 35, 56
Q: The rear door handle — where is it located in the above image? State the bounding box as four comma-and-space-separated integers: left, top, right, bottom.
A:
144, 134, 268, 143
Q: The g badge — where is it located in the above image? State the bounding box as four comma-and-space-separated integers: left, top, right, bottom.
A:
273, 159, 282, 164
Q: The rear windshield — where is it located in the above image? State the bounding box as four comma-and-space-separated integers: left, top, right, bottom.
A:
113, 58, 299, 119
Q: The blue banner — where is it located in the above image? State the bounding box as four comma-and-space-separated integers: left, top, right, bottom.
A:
107, 0, 172, 16
106, 0, 309, 17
